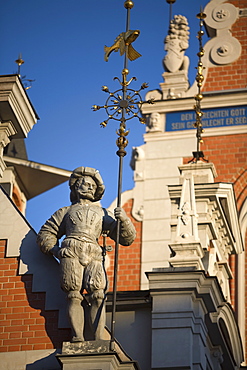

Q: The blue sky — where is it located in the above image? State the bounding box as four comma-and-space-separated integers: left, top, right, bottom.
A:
1, 0, 209, 231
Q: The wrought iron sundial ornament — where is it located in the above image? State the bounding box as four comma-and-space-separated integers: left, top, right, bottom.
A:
190, 8, 207, 163
92, 0, 154, 351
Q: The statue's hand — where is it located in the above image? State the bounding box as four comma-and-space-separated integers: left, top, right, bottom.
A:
114, 207, 128, 222
50, 245, 61, 259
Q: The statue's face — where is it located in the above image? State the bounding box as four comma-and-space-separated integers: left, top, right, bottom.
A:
75, 176, 97, 201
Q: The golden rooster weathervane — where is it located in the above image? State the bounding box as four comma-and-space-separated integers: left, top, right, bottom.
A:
92, 0, 154, 352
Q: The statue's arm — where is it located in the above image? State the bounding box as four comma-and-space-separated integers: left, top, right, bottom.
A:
37, 207, 68, 255
103, 207, 136, 246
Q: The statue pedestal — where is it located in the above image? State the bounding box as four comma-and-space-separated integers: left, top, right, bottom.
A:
57, 340, 139, 370
160, 71, 189, 99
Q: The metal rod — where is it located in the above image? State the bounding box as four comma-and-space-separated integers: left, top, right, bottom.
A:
169, 3, 172, 24
110, 155, 124, 349
110, 1, 131, 351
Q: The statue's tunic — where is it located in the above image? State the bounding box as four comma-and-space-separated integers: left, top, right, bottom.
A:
37, 203, 136, 296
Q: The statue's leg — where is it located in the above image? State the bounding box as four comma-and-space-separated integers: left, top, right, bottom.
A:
90, 290, 106, 340
67, 291, 84, 342
84, 260, 107, 340
60, 257, 84, 342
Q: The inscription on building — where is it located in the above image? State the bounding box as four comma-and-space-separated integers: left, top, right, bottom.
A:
166, 106, 247, 131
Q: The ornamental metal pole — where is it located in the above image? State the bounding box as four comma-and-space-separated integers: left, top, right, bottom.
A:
189, 8, 207, 163
111, 1, 131, 351
92, 0, 154, 351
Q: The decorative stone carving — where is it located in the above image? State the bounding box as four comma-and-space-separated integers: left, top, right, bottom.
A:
183, 0, 243, 96
130, 146, 145, 170
37, 166, 136, 342
147, 112, 163, 132
0, 121, 17, 177
163, 15, 190, 74
57, 339, 138, 369
130, 146, 145, 222
205, 1, 239, 30
181, 201, 191, 226
168, 161, 244, 301
168, 168, 204, 270
145, 89, 162, 102
160, 15, 190, 99
203, 0, 242, 65
210, 36, 242, 65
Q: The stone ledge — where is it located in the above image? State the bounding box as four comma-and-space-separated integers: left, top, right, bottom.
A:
57, 340, 140, 370
61, 340, 111, 355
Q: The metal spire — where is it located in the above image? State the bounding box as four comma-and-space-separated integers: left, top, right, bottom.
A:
190, 7, 207, 163
166, 0, 176, 25
15, 53, 35, 90
92, 0, 154, 351
15, 53, 25, 77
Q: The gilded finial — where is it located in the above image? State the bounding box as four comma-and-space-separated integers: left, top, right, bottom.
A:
14, 53, 35, 90
15, 53, 25, 76
124, 0, 134, 9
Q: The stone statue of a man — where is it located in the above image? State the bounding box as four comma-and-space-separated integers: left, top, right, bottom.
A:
37, 166, 136, 342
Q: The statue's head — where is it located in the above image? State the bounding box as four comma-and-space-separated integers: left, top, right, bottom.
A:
69, 167, 105, 203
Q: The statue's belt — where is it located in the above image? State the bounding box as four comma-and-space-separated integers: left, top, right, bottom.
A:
63, 234, 98, 244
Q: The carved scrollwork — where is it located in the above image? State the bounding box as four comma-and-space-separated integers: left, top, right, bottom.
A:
210, 37, 242, 65
203, 1, 242, 67
181, 201, 191, 225
205, 2, 238, 30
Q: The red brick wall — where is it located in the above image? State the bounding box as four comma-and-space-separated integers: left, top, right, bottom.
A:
0, 240, 70, 353
203, 0, 247, 92
103, 198, 142, 292
202, 134, 247, 198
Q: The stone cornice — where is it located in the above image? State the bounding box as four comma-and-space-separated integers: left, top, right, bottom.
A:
0, 75, 38, 138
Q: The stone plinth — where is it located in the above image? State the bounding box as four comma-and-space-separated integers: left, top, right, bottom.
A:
160, 71, 189, 99
57, 340, 139, 370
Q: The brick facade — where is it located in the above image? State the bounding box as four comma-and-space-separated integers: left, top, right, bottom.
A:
203, 0, 247, 92
101, 199, 142, 292
0, 240, 70, 352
